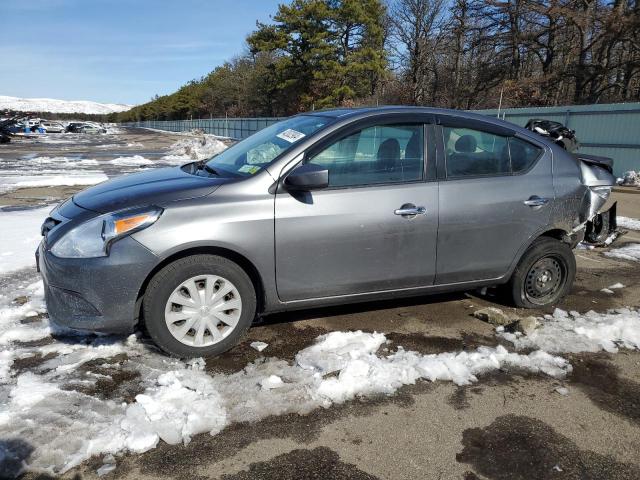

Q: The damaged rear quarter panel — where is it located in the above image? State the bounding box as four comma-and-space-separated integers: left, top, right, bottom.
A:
550, 145, 589, 232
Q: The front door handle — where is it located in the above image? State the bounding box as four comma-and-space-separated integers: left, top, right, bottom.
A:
523, 196, 550, 207
394, 204, 426, 216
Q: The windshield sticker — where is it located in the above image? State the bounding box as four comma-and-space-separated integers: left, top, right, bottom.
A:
276, 129, 306, 143
238, 164, 261, 174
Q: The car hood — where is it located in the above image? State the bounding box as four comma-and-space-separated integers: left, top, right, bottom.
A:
73, 166, 231, 213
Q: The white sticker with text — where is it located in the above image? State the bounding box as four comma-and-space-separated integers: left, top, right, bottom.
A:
276, 129, 306, 143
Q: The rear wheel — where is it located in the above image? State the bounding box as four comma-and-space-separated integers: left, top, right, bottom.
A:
143, 255, 256, 357
507, 237, 576, 308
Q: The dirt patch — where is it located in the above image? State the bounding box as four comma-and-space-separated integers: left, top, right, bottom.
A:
114, 380, 432, 478
10, 352, 57, 376
457, 415, 640, 479
13, 336, 55, 348
206, 324, 329, 374
385, 333, 465, 354
220, 447, 380, 480
0, 185, 86, 207
59, 353, 143, 402
568, 353, 640, 425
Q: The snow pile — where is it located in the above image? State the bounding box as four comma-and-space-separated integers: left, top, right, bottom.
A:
500, 308, 640, 353
123, 368, 227, 451
617, 216, 640, 231
620, 170, 639, 186
604, 243, 640, 262
0, 95, 132, 114
299, 332, 569, 403
162, 135, 227, 162
0, 207, 50, 274
104, 124, 124, 135
110, 156, 153, 166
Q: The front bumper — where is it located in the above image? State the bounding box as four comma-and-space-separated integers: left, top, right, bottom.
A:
38, 236, 159, 334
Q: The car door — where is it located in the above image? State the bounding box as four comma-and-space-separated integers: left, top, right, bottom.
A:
274, 119, 439, 302
434, 117, 553, 284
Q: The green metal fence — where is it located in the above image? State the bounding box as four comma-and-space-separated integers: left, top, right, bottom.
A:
122, 102, 640, 177
122, 117, 283, 140
475, 103, 640, 177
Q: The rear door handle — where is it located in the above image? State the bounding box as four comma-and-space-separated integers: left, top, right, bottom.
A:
394, 205, 426, 216
523, 196, 550, 207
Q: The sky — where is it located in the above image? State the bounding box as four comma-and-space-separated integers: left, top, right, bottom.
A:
0, 0, 281, 105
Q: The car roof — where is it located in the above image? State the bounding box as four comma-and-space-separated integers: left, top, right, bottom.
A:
300, 105, 536, 139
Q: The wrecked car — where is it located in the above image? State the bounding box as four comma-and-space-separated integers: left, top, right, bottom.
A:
37, 107, 616, 357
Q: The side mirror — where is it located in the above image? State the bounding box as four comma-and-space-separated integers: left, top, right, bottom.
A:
284, 163, 329, 191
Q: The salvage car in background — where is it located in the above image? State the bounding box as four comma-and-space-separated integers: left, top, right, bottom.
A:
40, 121, 66, 133
38, 107, 616, 357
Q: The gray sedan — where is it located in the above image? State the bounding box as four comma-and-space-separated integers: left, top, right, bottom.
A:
38, 107, 616, 357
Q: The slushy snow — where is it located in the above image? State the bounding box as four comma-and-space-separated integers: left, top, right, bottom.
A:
617, 216, 640, 230
499, 308, 640, 353
604, 243, 640, 262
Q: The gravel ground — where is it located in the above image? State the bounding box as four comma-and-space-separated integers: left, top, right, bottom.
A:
1, 129, 639, 480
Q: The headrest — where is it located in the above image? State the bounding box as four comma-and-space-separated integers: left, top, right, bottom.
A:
455, 135, 477, 153
377, 138, 400, 168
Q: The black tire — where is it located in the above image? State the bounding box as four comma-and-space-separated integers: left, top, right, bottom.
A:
143, 254, 256, 358
507, 237, 576, 308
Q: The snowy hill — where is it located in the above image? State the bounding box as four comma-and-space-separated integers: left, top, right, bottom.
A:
0, 95, 133, 114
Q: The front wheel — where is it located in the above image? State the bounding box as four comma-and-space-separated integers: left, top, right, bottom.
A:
143, 255, 256, 357
507, 237, 576, 308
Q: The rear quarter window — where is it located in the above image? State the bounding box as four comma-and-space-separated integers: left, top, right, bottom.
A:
510, 137, 543, 173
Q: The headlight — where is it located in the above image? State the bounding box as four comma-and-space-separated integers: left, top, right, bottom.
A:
51, 206, 162, 258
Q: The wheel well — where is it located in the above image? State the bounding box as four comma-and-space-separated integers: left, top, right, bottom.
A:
135, 246, 266, 324
539, 229, 569, 242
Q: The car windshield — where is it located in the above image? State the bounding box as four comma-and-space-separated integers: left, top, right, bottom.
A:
205, 115, 331, 177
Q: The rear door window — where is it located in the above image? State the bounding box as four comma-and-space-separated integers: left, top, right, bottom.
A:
443, 127, 543, 178
443, 127, 510, 177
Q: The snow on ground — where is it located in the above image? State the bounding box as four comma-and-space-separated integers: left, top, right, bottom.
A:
162, 135, 227, 162
0, 95, 132, 114
0, 207, 50, 274
0, 172, 108, 193
617, 216, 640, 231
604, 243, 640, 262
0, 290, 572, 476
500, 308, 640, 353
0, 155, 109, 193
109, 156, 154, 166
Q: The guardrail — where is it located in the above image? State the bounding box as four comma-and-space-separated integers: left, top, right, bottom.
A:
122, 102, 640, 176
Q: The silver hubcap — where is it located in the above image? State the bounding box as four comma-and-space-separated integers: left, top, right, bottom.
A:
165, 274, 242, 347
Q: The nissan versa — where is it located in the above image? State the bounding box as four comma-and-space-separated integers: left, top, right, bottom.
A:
37, 107, 616, 357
